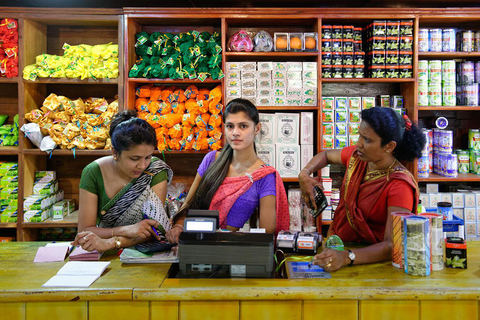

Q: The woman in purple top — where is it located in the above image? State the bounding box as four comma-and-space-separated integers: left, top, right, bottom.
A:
166, 99, 289, 243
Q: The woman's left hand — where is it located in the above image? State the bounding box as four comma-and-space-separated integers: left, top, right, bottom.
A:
72, 231, 114, 253
312, 248, 348, 272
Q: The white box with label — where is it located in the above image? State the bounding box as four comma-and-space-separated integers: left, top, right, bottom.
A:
257, 144, 275, 167
464, 208, 477, 222
426, 183, 439, 194
300, 112, 314, 145
300, 144, 314, 174
276, 113, 299, 145
276, 144, 300, 178
429, 193, 441, 208
465, 193, 476, 208
257, 113, 276, 145
452, 193, 465, 208
453, 208, 464, 220
440, 193, 452, 204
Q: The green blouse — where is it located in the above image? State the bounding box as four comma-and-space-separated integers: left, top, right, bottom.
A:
79, 158, 168, 215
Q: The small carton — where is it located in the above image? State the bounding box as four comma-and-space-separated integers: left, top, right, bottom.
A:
453, 208, 464, 220
52, 201, 69, 220
0, 162, 18, 176
276, 144, 300, 178
273, 79, 287, 88
348, 123, 360, 135
335, 97, 348, 109
300, 144, 314, 169
362, 97, 375, 109
322, 97, 334, 110
445, 237, 467, 269
257, 62, 273, 71
257, 70, 272, 79
426, 183, 439, 194
464, 193, 476, 208
302, 62, 318, 71
302, 70, 316, 80
0, 175, 18, 188
273, 62, 287, 70
321, 165, 330, 178
335, 123, 347, 136
226, 70, 241, 79
257, 113, 276, 145
429, 193, 441, 208
322, 135, 334, 149
226, 62, 242, 71
276, 113, 299, 145
349, 110, 361, 123
335, 135, 348, 149
287, 80, 303, 89
464, 208, 476, 222
257, 144, 276, 167
322, 178, 333, 192
349, 135, 359, 146
322, 110, 334, 123
300, 112, 314, 145
452, 193, 465, 208
23, 194, 50, 211
35, 171, 56, 184
257, 79, 272, 88
286, 62, 303, 71
241, 62, 257, 72
241, 71, 256, 80
440, 193, 453, 204
226, 78, 242, 88
335, 110, 348, 123
272, 70, 287, 80
348, 97, 362, 110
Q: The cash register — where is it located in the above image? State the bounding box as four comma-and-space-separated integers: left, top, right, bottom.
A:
177, 210, 275, 278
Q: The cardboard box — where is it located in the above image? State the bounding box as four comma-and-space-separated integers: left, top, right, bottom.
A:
257, 113, 276, 145
321, 165, 330, 178
300, 144, 314, 173
419, 193, 430, 207
52, 201, 69, 220
429, 193, 441, 208
453, 208, 464, 220
426, 183, 439, 194
452, 193, 465, 208
276, 144, 300, 178
440, 193, 453, 204
465, 193, 476, 208
464, 208, 476, 222
257, 144, 276, 167
300, 112, 314, 145
276, 113, 299, 145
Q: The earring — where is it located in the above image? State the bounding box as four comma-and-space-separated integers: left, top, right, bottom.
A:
113, 155, 118, 161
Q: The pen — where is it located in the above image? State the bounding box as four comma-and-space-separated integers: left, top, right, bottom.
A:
143, 213, 160, 237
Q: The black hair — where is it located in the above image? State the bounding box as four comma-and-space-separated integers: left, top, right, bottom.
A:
360, 107, 425, 162
173, 98, 259, 223
109, 109, 157, 154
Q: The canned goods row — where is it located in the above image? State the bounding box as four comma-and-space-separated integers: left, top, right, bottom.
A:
364, 20, 414, 38
321, 39, 361, 52
322, 25, 362, 41
418, 60, 455, 84
417, 83, 456, 107
322, 65, 364, 79
432, 129, 454, 153
322, 52, 365, 66
431, 152, 458, 178
419, 28, 480, 52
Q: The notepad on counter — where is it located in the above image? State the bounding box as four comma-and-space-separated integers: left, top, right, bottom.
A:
42, 261, 111, 288
69, 246, 103, 261
33, 246, 70, 263
119, 247, 178, 264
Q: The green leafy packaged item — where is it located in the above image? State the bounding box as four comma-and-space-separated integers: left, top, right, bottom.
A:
0, 162, 18, 176
445, 237, 467, 269
404, 216, 430, 276
33, 181, 58, 195
0, 175, 18, 188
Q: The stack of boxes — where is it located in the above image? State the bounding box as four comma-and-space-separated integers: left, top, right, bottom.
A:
23, 171, 75, 222
0, 162, 18, 223
365, 20, 414, 78
225, 61, 317, 107
321, 24, 365, 78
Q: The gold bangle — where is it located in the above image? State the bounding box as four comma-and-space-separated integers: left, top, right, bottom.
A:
111, 228, 114, 237
114, 236, 121, 250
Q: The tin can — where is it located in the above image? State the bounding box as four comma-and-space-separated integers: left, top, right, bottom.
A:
462, 30, 474, 52
461, 61, 475, 84
418, 153, 430, 178
441, 130, 453, 153
456, 84, 464, 106
391, 211, 414, 268
428, 83, 442, 106
418, 83, 429, 106
446, 154, 458, 178
464, 83, 479, 106
418, 60, 429, 83
428, 60, 442, 83
442, 60, 456, 84
437, 202, 453, 221
433, 151, 439, 173
429, 28, 443, 52
442, 28, 456, 52
322, 25, 332, 39
469, 129, 480, 150
472, 150, 480, 175
455, 149, 470, 173
442, 84, 456, 106
332, 25, 343, 39
422, 129, 433, 153
418, 28, 429, 52
433, 128, 442, 151
475, 61, 480, 83
428, 152, 433, 173
438, 152, 446, 176
475, 31, 480, 51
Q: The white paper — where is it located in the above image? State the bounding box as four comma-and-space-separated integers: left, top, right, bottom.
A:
42, 275, 100, 288
42, 261, 111, 288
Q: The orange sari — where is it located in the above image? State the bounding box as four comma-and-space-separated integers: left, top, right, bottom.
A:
330, 149, 419, 244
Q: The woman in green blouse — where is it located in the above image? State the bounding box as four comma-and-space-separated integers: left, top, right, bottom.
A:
72, 110, 173, 252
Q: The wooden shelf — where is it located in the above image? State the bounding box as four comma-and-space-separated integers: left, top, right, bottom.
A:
418, 106, 480, 111
128, 78, 222, 84
322, 220, 333, 225
0, 146, 19, 155
0, 77, 19, 83
418, 173, 480, 182
418, 52, 480, 58
282, 177, 299, 182
257, 106, 318, 111
225, 52, 318, 57
153, 150, 209, 155
322, 78, 414, 83
23, 149, 112, 156
0, 223, 17, 229
23, 78, 118, 85
22, 211, 79, 228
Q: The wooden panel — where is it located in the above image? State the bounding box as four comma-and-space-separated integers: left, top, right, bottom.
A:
0, 83, 19, 125
151, 301, 179, 320
22, 19, 47, 68
304, 300, 357, 320
360, 300, 419, 320
180, 301, 239, 320
26, 302, 87, 320
420, 300, 477, 320
1, 302, 25, 320
241, 300, 301, 320
89, 301, 149, 320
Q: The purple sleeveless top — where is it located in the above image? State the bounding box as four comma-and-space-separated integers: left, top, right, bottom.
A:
198, 151, 276, 228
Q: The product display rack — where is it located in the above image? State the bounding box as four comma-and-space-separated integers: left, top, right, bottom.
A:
2, 7, 480, 241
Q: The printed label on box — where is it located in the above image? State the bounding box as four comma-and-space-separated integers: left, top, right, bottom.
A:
276, 113, 299, 145
276, 144, 300, 178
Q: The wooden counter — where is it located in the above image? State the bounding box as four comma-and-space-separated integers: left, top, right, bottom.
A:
1, 242, 479, 320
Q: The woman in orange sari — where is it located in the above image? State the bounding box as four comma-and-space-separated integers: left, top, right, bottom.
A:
166, 98, 289, 243
299, 107, 425, 272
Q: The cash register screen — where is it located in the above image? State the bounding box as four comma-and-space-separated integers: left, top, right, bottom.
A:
185, 220, 215, 232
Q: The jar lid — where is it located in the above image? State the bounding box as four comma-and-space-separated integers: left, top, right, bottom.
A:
437, 201, 452, 207
436, 116, 448, 129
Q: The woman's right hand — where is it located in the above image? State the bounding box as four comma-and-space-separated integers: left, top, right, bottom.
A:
298, 170, 323, 209
166, 224, 183, 244
123, 219, 160, 240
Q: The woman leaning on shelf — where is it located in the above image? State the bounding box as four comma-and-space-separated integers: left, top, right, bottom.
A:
72, 110, 173, 252
299, 107, 426, 272
166, 98, 290, 243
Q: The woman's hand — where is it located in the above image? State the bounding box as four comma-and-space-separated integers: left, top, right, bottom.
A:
123, 219, 160, 240
166, 224, 183, 244
312, 248, 349, 272
298, 170, 323, 209
72, 231, 115, 253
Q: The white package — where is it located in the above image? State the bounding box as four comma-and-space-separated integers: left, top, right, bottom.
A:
452, 193, 465, 208
429, 193, 441, 208
464, 208, 477, 222
257, 144, 276, 167
440, 193, 452, 204
300, 112, 314, 145
276, 113, 299, 145
257, 113, 276, 145
276, 144, 300, 178
465, 193, 476, 208
426, 183, 439, 194
301, 144, 314, 174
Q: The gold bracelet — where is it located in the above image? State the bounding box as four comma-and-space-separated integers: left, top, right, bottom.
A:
111, 228, 114, 237
114, 236, 121, 250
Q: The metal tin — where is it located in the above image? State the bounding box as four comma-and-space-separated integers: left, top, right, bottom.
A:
422, 129, 433, 153
433, 151, 439, 173
475, 61, 480, 83
442, 130, 453, 153
322, 25, 332, 39
418, 28, 429, 52
418, 83, 429, 106
429, 28, 443, 52
446, 154, 458, 178
429, 60, 442, 83
462, 30, 474, 52
441, 60, 456, 84
418, 153, 429, 178
428, 83, 442, 106
437, 202, 453, 220
464, 83, 479, 106
442, 28, 456, 52
472, 150, 480, 175
435, 117, 449, 129
475, 31, 480, 51
461, 61, 475, 85
442, 84, 456, 106
456, 84, 464, 106
428, 152, 433, 173
433, 128, 442, 150
418, 60, 429, 83
469, 129, 480, 150
455, 149, 470, 174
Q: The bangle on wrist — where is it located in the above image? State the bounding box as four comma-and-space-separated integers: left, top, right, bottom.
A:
114, 236, 121, 250
111, 228, 115, 237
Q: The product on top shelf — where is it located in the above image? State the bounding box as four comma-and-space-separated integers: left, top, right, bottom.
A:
228, 30, 254, 52
24, 93, 118, 150
129, 30, 223, 81
23, 43, 118, 81
253, 30, 274, 52
0, 18, 18, 78
135, 84, 223, 152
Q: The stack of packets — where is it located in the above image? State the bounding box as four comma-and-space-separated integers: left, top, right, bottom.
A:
0, 114, 18, 146
23, 43, 118, 81
0, 162, 18, 222
129, 31, 223, 81
135, 84, 223, 151
25, 93, 118, 150
286, 188, 317, 232
225, 61, 317, 107
24, 171, 75, 222
255, 112, 314, 178
0, 18, 18, 78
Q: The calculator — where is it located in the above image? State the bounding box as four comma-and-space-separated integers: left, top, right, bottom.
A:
135, 239, 177, 254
